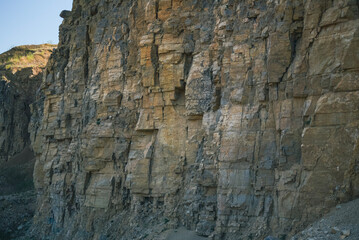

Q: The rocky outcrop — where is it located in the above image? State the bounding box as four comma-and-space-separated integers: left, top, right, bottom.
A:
30, 1, 359, 239
0, 44, 55, 239
0, 44, 55, 195
0, 44, 55, 164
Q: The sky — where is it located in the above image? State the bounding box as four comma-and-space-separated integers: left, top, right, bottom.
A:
0, 0, 73, 54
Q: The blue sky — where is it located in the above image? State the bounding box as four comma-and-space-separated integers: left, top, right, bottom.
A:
0, 0, 73, 53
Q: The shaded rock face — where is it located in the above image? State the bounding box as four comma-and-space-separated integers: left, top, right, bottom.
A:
0, 44, 55, 239
31, 0, 359, 239
0, 44, 55, 195
0, 44, 55, 164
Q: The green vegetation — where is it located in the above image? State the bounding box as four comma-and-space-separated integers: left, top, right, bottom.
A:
3, 51, 35, 69
26, 53, 35, 61
0, 44, 57, 70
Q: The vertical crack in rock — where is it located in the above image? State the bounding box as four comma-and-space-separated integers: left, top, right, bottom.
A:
155, 0, 159, 20
84, 25, 90, 85
184, 53, 193, 82
151, 44, 160, 86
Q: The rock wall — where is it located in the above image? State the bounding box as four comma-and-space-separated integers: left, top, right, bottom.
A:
0, 44, 55, 239
30, 0, 359, 239
0, 44, 55, 164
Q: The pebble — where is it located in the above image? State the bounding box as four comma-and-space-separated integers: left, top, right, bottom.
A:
331, 227, 340, 234
342, 229, 351, 236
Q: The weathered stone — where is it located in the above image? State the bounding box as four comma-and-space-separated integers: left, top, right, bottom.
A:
60, 10, 72, 19
26, 1, 359, 240
0, 44, 55, 164
0, 44, 55, 239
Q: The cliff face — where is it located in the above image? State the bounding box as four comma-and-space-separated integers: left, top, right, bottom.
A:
31, 0, 359, 239
0, 44, 55, 238
0, 44, 55, 189
0, 44, 55, 165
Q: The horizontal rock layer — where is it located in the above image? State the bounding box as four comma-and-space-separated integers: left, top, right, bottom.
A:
31, 0, 359, 239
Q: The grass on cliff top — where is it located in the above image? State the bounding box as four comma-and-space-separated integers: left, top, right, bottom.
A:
4, 53, 35, 70
0, 44, 57, 70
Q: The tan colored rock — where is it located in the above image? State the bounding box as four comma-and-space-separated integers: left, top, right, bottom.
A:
28, 1, 359, 240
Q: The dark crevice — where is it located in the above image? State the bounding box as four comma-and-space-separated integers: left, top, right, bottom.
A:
195, 138, 205, 164
7, 100, 15, 159
111, 176, 116, 196
184, 54, 193, 81
83, 172, 91, 194
213, 87, 221, 111
66, 185, 75, 216
84, 25, 90, 85
65, 114, 72, 128
151, 44, 160, 86
155, 0, 159, 19
148, 132, 157, 195
278, 25, 303, 83
289, 28, 303, 63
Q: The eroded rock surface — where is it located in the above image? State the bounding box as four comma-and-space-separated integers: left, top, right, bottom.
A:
30, 1, 359, 239
0, 44, 55, 164
0, 44, 55, 239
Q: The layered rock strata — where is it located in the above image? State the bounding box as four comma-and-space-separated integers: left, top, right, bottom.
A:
31, 0, 359, 239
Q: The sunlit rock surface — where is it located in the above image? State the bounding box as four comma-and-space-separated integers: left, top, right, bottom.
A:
29, 1, 359, 239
